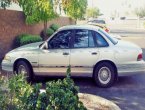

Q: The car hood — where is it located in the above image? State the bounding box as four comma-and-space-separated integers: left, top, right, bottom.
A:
116, 40, 140, 49
11, 42, 43, 52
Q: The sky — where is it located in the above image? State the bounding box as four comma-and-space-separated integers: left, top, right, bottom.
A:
7, 0, 145, 17
88, 0, 145, 17
7, 3, 22, 11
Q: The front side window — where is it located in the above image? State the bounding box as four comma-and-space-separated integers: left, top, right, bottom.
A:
73, 30, 95, 48
95, 32, 109, 47
48, 30, 72, 49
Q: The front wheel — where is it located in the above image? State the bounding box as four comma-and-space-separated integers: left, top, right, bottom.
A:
16, 61, 32, 82
93, 62, 116, 88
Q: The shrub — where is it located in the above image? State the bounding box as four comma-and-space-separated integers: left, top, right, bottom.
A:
41, 24, 60, 40
14, 34, 27, 47
25, 78, 86, 110
14, 34, 42, 47
50, 24, 60, 31
46, 28, 55, 37
20, 35, 42, 46
0, 66, 87, 110
0, 76, 9, 110
0, 74, 32, 110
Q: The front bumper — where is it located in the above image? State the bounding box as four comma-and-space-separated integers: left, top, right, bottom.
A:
1, 60, 13, 73
117, 60, 145, 76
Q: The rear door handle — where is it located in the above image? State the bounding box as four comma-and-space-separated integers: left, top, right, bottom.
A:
92, 52, 97, 55
63, 52, 69, 55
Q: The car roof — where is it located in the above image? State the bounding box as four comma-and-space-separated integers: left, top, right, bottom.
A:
58, 25, 100, 31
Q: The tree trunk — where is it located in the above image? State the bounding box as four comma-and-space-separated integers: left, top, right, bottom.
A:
75, 19, 77, 24
43, 20, 48, 40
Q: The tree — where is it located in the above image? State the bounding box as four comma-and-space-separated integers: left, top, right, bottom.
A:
0, 0, 17, 9
18, 0, 58, 38
61, 0, 88, 20
134, 7, 145, 28
86, 7, 100, 18
19, 0, 87, 38
134, 7, 145, 18
0, 0, 88, 38
0, 0, 11, 9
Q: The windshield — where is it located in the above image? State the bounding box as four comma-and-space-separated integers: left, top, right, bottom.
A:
98, 29, 118, 45
39, 42, 44, 48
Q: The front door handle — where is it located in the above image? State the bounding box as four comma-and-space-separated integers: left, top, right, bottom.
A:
63, 52, 69, 55
92, 52, 97, 55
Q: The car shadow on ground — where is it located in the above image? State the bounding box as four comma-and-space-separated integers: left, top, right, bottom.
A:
74, 76, 145, 110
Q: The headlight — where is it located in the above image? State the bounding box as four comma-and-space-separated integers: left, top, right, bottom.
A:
4, 55, 11, 61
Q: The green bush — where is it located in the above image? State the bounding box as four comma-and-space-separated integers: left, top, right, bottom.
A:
46, 28, 55, 37
41, 24, 60, 40
26, 78, 86, 110
14, 34, 42, 47
50, 24, 60, 31
0, 66, 87, 110
0, 74, 32, 110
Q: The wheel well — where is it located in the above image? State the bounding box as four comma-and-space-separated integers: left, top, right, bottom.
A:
93, 60, 118, 79
13, 58, 33, 73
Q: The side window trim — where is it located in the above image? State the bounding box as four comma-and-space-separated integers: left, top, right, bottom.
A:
91, 30, 97, 47
69, 29, 75, 49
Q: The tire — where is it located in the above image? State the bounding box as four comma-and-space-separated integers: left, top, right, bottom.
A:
93, 62, 116, 88
16, 61, 32, 82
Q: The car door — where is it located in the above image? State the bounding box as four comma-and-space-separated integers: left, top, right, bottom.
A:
70, 29, 100, 76
38, 30, 73, 76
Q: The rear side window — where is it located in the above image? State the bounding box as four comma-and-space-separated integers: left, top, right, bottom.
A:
95, 32, 109, 47
73, 30, 95, 48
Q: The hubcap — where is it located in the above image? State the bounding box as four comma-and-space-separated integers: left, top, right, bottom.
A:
18, 65, 27, 75
98, 67, 111, 84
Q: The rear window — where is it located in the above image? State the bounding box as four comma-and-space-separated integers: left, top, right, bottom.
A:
98, 29, 118, 45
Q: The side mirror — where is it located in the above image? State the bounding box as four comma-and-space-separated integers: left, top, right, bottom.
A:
42, 42, 48, 50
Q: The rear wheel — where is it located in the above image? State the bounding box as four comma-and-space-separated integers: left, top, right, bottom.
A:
93, 62, 116, 87
16, 61, 32, 82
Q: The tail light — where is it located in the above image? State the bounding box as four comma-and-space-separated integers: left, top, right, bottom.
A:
105, 28, 110, 33
137, 53, 143, 61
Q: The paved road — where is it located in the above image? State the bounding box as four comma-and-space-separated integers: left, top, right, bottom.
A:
108, 19, 145, 37
110, 28, 145, 37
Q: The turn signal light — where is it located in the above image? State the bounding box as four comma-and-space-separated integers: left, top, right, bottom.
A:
137, 53, 143, 61
105, 28, 110, 33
